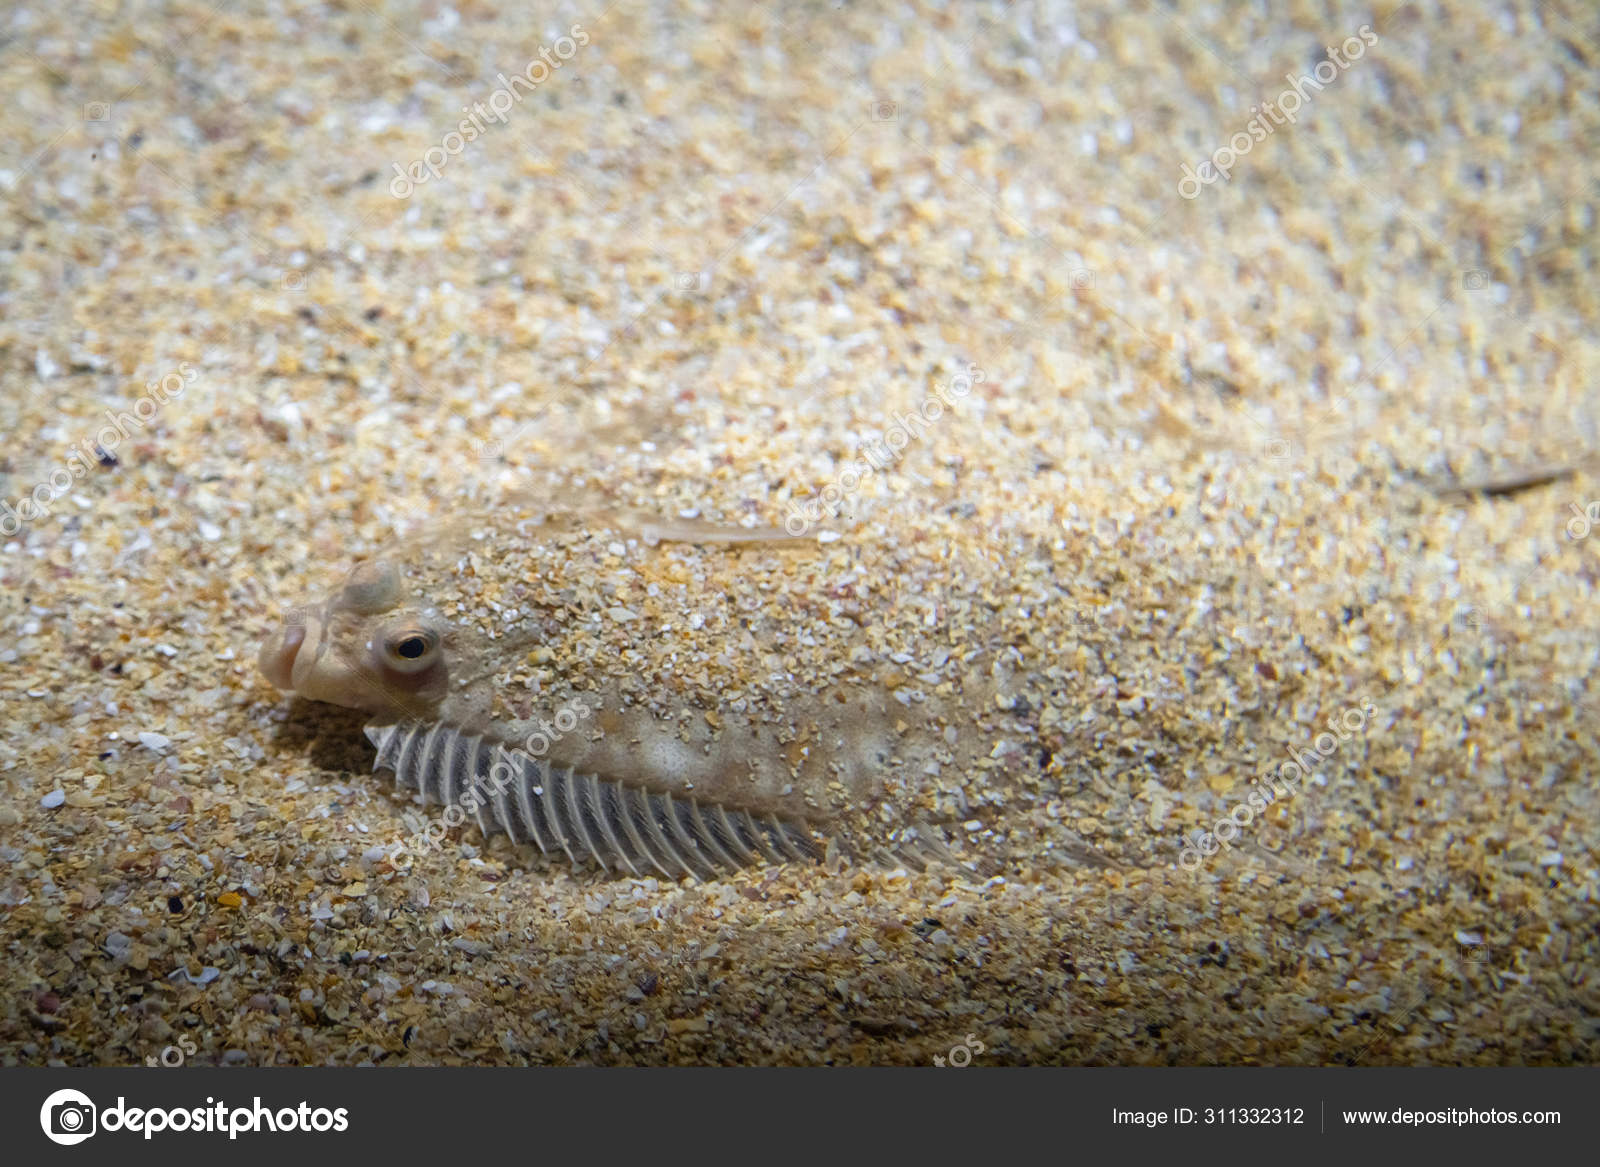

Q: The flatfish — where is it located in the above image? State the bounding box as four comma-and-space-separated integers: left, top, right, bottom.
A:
259, 504, 1046, 878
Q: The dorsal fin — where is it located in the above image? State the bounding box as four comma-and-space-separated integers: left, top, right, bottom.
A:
365, 721, 821, 880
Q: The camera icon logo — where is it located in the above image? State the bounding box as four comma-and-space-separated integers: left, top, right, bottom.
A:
870, 99, 897, 121
1461, 269, 1490, 291
675, 271, 707, 292
82, 102, 111, 122
40, 1088, 97, 1145
282, 271, 308, 293
1262, 437, 1292, 461
1069, 269, 1095, 291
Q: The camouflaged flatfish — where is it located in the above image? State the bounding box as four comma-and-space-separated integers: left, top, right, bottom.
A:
259, 504, 1048, 878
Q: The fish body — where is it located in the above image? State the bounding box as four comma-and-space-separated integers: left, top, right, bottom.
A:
260, 505, 1040, 875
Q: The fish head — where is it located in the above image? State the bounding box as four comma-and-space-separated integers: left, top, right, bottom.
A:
259, 556, 485, 722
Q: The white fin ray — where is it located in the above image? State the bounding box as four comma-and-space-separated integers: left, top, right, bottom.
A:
365, 721, 819, 879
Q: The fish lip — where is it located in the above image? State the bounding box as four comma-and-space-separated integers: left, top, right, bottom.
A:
258, 620, 307, 691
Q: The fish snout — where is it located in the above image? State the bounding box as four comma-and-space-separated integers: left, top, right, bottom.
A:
258, 612, 310, 691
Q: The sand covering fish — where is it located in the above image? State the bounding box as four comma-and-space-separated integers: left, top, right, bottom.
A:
258, 503, 1065, 876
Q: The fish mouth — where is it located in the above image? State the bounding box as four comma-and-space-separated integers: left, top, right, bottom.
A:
258, 618, 309, 691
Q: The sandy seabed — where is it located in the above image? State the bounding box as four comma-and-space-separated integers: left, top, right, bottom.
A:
1, 0, 1597, 1065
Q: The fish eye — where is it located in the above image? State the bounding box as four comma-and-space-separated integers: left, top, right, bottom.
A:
379, 624, 440, 675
